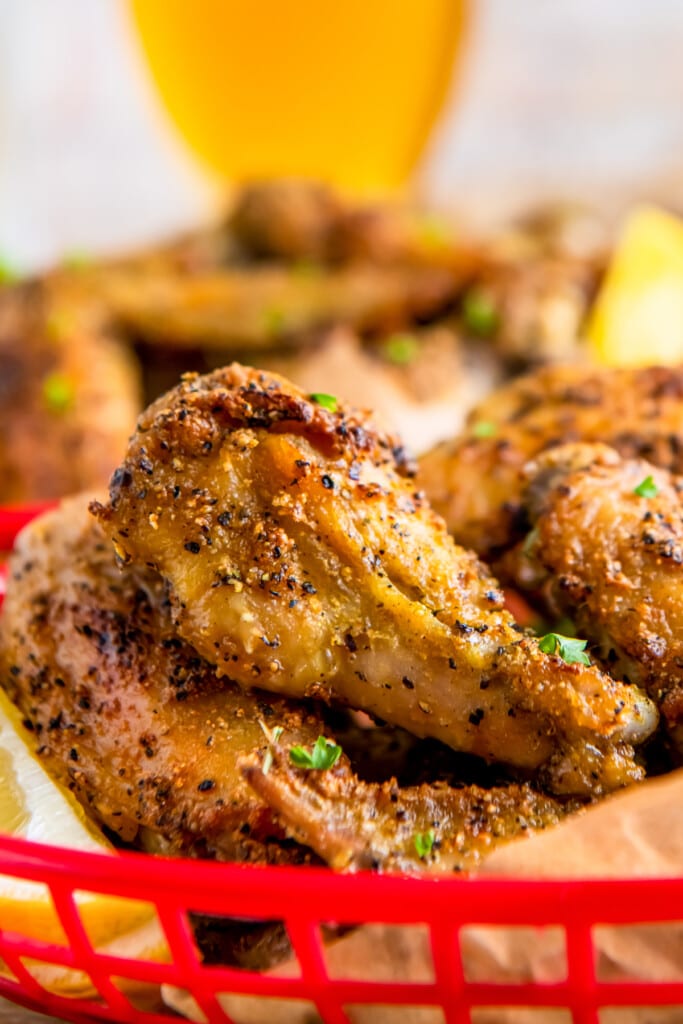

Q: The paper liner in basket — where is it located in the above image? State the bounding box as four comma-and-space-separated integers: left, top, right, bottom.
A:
164, 768, 683, 1024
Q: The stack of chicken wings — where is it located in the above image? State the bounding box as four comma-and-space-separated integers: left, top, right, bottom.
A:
6, 356, 683, 889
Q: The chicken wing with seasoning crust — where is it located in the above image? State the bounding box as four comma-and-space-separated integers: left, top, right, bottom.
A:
100, 263, 458, 351
0, 276, 140, 503
417, 363, 683, 561
240, 738, 577, 874
514, 443, 683, 746
0, 495, 323, 864
94, 364, 657, 797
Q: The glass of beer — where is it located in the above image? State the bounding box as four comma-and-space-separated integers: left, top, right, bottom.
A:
129, 0, 468, 195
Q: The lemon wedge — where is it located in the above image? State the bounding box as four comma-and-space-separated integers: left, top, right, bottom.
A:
0, 687, 168, 993
586, 205, 683, 366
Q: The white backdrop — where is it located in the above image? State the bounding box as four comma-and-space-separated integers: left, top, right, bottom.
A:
2, 0, 683, 271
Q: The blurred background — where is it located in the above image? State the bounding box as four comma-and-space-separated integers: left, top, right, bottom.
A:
3, 0, 683, 271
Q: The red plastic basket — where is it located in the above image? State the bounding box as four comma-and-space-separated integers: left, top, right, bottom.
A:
1, 504, 683, 1024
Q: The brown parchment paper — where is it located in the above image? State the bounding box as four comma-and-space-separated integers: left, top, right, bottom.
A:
162, 768, 683, 1024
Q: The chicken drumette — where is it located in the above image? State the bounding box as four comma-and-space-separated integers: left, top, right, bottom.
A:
417, 363, 683, 560
241, 739, 574, 875
94, 364, 656, 796
0, 275, 140, 503
0, 495, 324, 863
514, 442, 683, 746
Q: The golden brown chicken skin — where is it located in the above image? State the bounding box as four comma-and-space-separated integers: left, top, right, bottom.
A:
94, 364, 656, 797
515, 443, 683, 741
417, 363, 683, 560
0, 276, 140, 503
0, 495, 323, 863
228, 178, 472, 270
100, 263, 458, 351
241, 738, 575, 875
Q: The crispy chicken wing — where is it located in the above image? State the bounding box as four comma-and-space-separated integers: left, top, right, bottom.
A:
0, 496, 323, 863
94, 364, 656, 796
228, 179, 473, 270
514, 443, 683, 742
241, 739, 575, 874
0, 277, 140, 503
417, 363, 683, 560
100, 263, 458, 351
462, 252, 600, 365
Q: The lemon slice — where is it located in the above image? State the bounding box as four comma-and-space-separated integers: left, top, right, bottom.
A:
586, 205, 683, 366
0, 688, 168, 994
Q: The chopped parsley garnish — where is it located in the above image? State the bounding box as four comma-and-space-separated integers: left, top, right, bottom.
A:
292, 258, 321, 278
310, 392, 338, 413
0, 258, 18, 286
471, 419, 497, 439
414, 829, 435, 859
42, 372, 74, 413
538, 632, 590, 666
263, 306, 286, 335
417, 213, 450, 250
522, 525, 540, 557
634, 475, 659, 498
382, 333, 419, 365
462, 288, 499, 337
62, 250, 91, 271
289, 736, 342, 771
262, 725, 283, 776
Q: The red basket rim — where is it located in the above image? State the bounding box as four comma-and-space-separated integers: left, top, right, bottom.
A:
6, 828, 683, 887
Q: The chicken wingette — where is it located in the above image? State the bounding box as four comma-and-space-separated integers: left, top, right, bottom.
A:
0, 276, 140, 503
515, 442, 683, 745
0, 495, 323, 863
99, 263, 457, 351
417, 363, 683, 560
241, 739, 575, 874
94, 364, 657, 796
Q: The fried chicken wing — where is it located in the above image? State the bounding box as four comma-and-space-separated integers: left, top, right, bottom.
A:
462, 252, 600, 365
0, 277, 140, 503
515, 443, 683, 741
417, 364, 683, 560
229, 179, 473, 270
94, 364, 656, 796
241, 739, 575, 874
100, 263, 457, 351
0, 495, 323, 863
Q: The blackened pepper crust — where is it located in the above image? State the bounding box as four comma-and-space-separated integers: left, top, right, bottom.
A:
516, 442, 683, 750
95, 362, 655, 797
418, 363, 683, 561
0, 494, 321, 863
241, 740, 575, 875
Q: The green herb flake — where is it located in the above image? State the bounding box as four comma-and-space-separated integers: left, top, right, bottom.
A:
289, 736, 342, 771
471, 419, 497, 439
414, 829, 435, 859
62, 250, 91, 271
262, 725, 283, 776
291, 258, 321, 279
263, 306, 286, 336
462, 288, 500, 338
382, 333, 419, 366
522, 525, 540, 558
310, 392, 338, 413
42, 372, 74, 414
417, 213, 450, 250
538, 632, 590, 666
634, 475, 659, 498
0, 258, 18, 286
